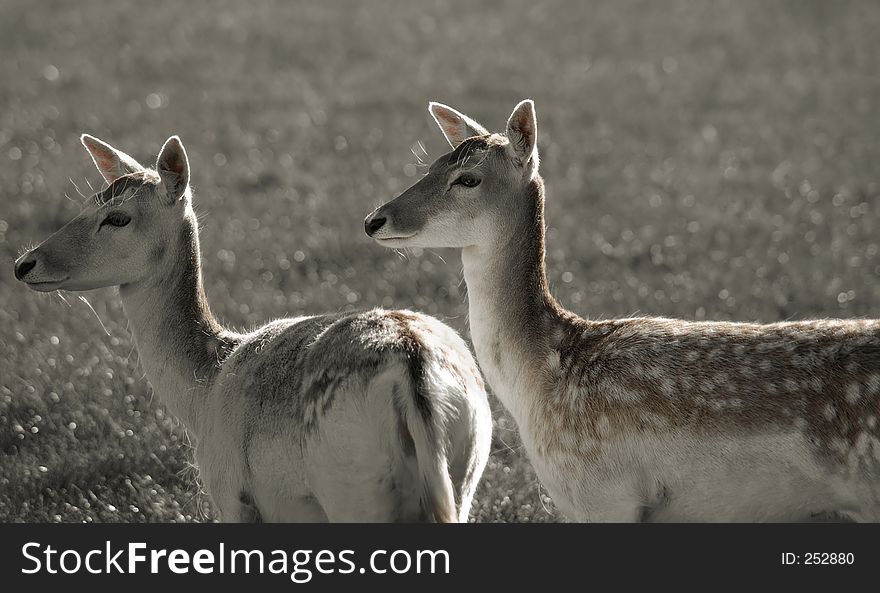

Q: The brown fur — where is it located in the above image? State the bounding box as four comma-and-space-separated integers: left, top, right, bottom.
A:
510, 176, 880, 473
545, 316, 880, 466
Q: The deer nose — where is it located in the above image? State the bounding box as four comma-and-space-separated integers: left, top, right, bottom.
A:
364, 215, 387, 237
14, 253, 37, 281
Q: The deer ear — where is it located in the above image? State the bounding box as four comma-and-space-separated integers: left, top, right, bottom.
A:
429, 102, 489, 148
505, 100, 538, 171
80, 134, 145, 184
156, 136, 190, 204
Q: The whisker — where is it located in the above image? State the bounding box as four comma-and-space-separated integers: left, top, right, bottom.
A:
17, 242, 38, 259
68, 177, 86, 199
410, 145, 424, 165
425, 249, 447, 265
78, 295, 111, 336
55, 292, 72, 307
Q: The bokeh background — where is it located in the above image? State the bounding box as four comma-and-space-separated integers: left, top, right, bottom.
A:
1, 0, 879, 522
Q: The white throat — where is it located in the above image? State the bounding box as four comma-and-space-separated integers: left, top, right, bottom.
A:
119, 284, 207, 435
116, 224, 232, 437
461, 245, 548, 428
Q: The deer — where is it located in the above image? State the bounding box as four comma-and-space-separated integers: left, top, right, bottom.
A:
364, 99, 880, 522
14, 134, 492, 523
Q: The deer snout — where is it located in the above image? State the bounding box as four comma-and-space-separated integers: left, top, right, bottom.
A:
364, 211, 387, 237
14, 252, 37, 281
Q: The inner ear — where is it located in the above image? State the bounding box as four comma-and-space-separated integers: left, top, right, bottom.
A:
429, 102, 489, 148
81, 134, 145, 184
505, 100, 538, 167
156, 136, 190, 203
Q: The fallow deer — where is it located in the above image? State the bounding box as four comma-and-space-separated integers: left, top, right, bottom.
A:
365, 100, 880, 521
15, 134, 491, 522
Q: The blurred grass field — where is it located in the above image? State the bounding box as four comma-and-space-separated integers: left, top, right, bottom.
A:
1, 0, 879, 522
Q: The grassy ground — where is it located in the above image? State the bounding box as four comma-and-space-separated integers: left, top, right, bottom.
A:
1, 0, 878, 522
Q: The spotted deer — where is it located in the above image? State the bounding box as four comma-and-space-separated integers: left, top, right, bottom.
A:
365, 100, 880, 522
14, 134, 491, 522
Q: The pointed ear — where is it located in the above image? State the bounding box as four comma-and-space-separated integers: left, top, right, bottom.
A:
156, 136, 190, 204
429, 102, 489, 148
505, 100, 538, 170
80, 134, 145, 184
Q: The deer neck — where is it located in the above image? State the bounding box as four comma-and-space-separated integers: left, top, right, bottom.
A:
461, 176, 564, 424
118, 215, 236, 436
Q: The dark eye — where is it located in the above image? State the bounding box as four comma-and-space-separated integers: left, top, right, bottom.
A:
456, 173, 481, 188
100, 212, 131, 228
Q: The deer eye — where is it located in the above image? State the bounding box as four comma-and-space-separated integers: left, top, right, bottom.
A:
100, 212, 131, 228
455, 173, 481, 188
